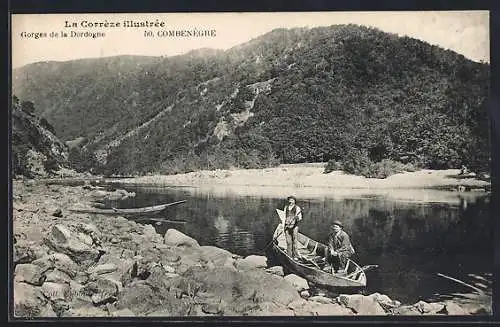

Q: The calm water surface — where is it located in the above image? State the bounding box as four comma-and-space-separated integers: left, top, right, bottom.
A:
98, 184, 492, 304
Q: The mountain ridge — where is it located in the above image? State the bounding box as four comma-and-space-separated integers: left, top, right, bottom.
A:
12, 24, 490, 176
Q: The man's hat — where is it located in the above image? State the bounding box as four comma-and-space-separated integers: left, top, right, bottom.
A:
331, 220, 344, 229
287, 195, 297, 202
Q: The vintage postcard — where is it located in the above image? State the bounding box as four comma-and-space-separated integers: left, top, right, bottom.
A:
10, 11, 492, 319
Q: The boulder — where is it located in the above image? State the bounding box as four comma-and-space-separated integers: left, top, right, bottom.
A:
68, 280, 85, 299
94, 252, 137, 286
63, 307, 109, 317
444, 301, 468, 315
293, 301, 355, 316
13, 243, 37, 265
147, 309, 174, 317
170, 248, 208, 275
367, 292, 401, 311
287, 298, 309, 311
283, 274, 309, 292
182, 266, 301, 314
458, 298, 492, 315
199, 246, 233, 266
414, 300, 445, 314
116, 281, 157, 315
144, 266, 193, 298
45, 269, 72, 284
76, 232, 94, 246
50, 224, 72, 244
309, 295, 334, 304
235, 255, 268, 270
68, 293, 94, 310
41, 282, 70, 302
76, 222, 101, 239
14, 242, 48, 264
87, 263, 118, 275
311, 302, 355, 316
394, 305, 422, 315
74, 271, 90, 285
44, 224, 103, 266
14, 263, 47, 286
202, 300, 225, 315
39, 303, 58, 317
142, 224, 162, 243
13, 282, 48, 318
247, 301, 294, 316
32, 253, 79, 278
110, 308, 136, 317
265, 266, 284, 277
146, 298, 198, 318
223, 257, 238, 272
91, 292, 117, 305
49, 299, 71, 316
338, 294, 386, 315
164, 229, 200, 248
83, 276, 120, 302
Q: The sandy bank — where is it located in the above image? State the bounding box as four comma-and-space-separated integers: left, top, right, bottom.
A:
12, 180, 492, 318
120, 164, 490, 189
110, 164, 491, 204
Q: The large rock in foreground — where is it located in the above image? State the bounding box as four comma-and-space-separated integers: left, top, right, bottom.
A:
14, 263, 48, 286
234, 255, 268, 270
14, 281, 49, 318
164, 229, 199, 248
338, 294, 387, 315
32, 252, 79, 278
283, 274, 309, 292
43, 224, 104, 266
182, 266, 301, 315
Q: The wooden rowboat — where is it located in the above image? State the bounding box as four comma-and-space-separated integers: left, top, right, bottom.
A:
271, 209, 377, 288
69, 200, 187, 216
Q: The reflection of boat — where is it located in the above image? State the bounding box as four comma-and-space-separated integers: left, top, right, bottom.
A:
69, 200, 186, 216
271, 209, 377, 288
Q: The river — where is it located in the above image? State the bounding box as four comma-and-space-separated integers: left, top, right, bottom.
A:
96, 183, 492, 305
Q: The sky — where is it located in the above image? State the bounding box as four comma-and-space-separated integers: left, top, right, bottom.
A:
11, 11, 490, 69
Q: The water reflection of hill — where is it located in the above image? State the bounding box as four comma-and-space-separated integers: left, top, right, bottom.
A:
111, 185, 491, 304
117, 185, 491, 257
123, 184, 490, 205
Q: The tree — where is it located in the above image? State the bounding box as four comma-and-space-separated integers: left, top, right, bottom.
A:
21, 101, 35, 115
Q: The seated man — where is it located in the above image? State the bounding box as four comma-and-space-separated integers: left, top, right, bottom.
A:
324, 220, 355, 273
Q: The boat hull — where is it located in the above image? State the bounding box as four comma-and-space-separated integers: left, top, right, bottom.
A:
271, 243, 366, 288
270, 214, 367, 289
69, 200, 186, 216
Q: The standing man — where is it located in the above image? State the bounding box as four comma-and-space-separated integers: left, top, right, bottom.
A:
284, 195, 302, 260
325, 220, 355, 273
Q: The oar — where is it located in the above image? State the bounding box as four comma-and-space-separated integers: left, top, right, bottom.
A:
437, 273, 485, 295
298, 254, 321, 269
136, 217, 187, 224
345, 264, 379, 279
165, 200, 187, 207
264, 226, 284, 251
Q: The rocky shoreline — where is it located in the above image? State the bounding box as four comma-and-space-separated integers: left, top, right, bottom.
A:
12, 179, 491, 318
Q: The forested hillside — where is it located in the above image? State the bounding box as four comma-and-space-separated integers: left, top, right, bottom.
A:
12, 24, 490, 177
11, 96, 70, 177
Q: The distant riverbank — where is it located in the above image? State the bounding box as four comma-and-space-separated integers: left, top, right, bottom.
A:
101, 164, 490, 203
117, 164, 489, 189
